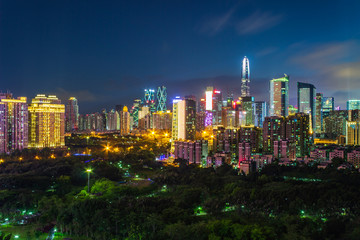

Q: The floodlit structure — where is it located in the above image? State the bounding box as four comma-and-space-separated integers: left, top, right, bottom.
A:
120, 106, 130, 135
0, 93, 28, 153
270, 74, 289, 117
65, 97, 79, 132
28, 94, 65, 148
156, 86, 167, 112
241, 56, 250, 97
297, 82, 316, 133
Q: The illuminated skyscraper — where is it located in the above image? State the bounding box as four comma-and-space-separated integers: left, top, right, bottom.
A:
28, 94, 65, 148
347, 100, 360, 110
297, 82, 316, 133
270, 74, 289, 117
241, 56, 250, 97
0, 93, 28, 154
156, 86, 167, 112
65, 97, 79, 132
144, 89, 156, 113
253, 101, 268, 128
171, 97, 196, 142
322, 97, 334, 118
120, 106, 130, 135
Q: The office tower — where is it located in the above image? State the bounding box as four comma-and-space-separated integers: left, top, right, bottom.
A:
297, 82, 316, 133
285, 113, 311, 157
226, 95, 234, 108
322, 97, 334, 118
65, 97, 79, 132
346, 121, 360, 145
28, 94, 65, 148
106, 109, 120, 131
152, 110, 172, 130
130, 99, 142, 128
156, 86, 167, 112
221, 107, 236, 128
138, 106, 151, 130
241, 96, 254, 126
270, 74, 289, 117
347, 100, 360, 110
196, 98, 206, 131
253, 101, 268, 128
323, 110, 347, 139
213, 89, 222, 125
263, 116, 286, 153
205, 87, 213, 127
144, 89, 156, 113
238, 126, 262, 153
241, 56, 250, 97
315, 93, 323, 134
171, 97, 196, 141
0, 93, 28, 154
120, 106, 130, 135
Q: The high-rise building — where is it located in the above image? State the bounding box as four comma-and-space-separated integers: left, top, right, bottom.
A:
297, 82, 316, 133
120, 106, 130, 135
253, 101, 268, 128
241, 96, 254, 126
152, 110, 172, 130
130, 99, 142, 128
285, 113, 311, 157
322, 97, 334, 118
171, 97, 196, 141
346, 121, 360, 145
213, 89, 222, 125
28, 94, 65, 148
106, 109, 120, 131
270, 74, 289, 117
347, 100, 360, 110
65, 97, 79, 132
144, 89, 156, 113
156, 86, 167, 112
263, 116, 286, 153
0, 93, 28, 154
241, 56, 250, 97
315, 93, 323, 134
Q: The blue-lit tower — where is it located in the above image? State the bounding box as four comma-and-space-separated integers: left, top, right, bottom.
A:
144, 89, 156, 113
241, 56, 250, 97
156, 86, 167, 112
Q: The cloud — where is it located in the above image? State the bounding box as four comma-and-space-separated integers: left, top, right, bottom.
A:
256, 47, 278, 57
198, 6, 238, 36
290, 40, 360, 106
55, 88, 96, 102
236, 11, 283, 35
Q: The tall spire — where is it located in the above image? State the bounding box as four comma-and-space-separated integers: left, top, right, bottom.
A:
241, 56, 250, 97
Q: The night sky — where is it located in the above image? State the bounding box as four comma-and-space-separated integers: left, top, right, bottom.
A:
1, 0, 360, 113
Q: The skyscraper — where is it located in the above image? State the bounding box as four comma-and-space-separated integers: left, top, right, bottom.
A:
315, 93, 323, 134
347, 100, 360, 110
156, 86, 167, 112
297, 82, 316, 133
171, 97, 196, 141
120, 106, 130, 135
0, 93, 28, 154
253, 101, 268, 128
241, 56, 250, 97
322, 97, 334, 118
270, 74, 289, 117
65, 97, 79, 132
28, 94, 65, 148
144, 89, 156, 113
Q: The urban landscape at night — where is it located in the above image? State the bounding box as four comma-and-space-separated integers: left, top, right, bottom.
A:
1, 0, 360, 239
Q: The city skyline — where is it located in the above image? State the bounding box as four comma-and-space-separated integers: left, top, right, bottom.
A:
1, 1, 360, 112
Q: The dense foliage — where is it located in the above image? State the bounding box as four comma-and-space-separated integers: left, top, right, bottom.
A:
1, 150, 360, 239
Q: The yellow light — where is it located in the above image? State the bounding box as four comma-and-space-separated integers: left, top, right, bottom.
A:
19, 157, 23, 161
0, 159, 4, 164
50, 154, 55, 159
86, 169, 92, 173
165, 133, 168, 137
35, 156, 40, 160
203, 131, 206, 134
152, 131, 155, 135
211, 135, 214, 138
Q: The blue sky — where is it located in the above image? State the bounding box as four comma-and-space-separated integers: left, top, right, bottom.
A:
1, 0, 360, 112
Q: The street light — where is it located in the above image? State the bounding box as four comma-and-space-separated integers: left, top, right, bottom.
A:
86, 169, 92, 193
